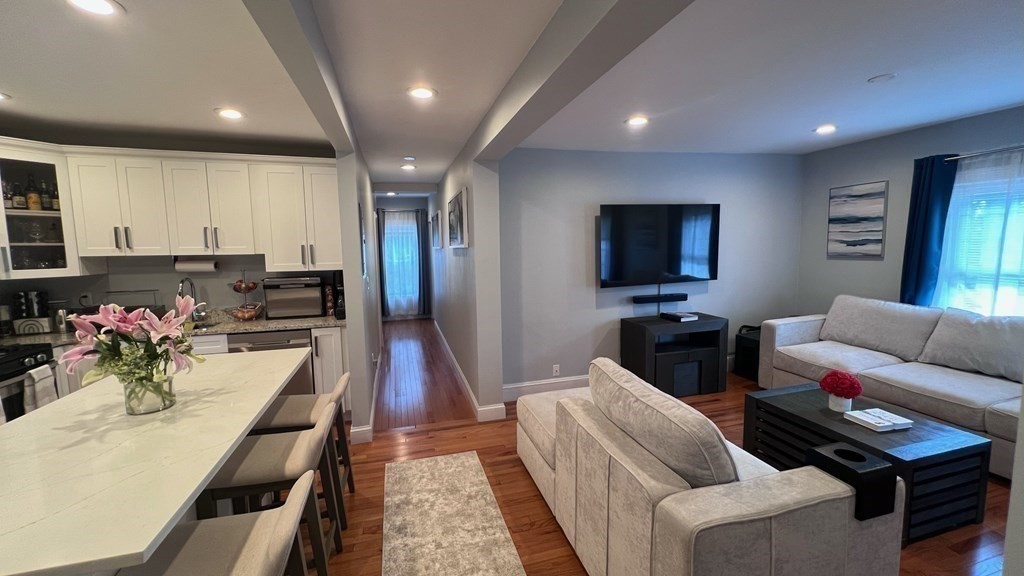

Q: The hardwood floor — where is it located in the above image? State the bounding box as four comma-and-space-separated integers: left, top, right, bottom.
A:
372, 319, 475, 432
338, 332, 1011, 575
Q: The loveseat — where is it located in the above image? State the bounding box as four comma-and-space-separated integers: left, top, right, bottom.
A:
516, 357, 905, 576
760, 295, 1023, 478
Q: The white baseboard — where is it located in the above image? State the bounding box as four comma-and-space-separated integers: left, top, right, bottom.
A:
350, 425, 373, 444
433, 320, 506, 422
502, 375, 589, 402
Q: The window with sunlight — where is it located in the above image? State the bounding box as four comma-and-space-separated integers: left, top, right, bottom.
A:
382, 211, 421, 316
932, 150, 1024, 316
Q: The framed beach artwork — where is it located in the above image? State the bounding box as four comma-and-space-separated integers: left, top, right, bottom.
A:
431, 211, 441, 248
448, 187, 469, 248
827, 181, 888, 259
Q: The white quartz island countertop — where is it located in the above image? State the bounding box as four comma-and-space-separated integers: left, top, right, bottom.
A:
0, 348, 312, 576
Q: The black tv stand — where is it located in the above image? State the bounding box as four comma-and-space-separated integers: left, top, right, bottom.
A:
620, 313, 728, 397
632, 293, 689, 304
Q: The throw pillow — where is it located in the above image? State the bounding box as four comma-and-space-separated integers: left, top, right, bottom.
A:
919, 308, 1024, 383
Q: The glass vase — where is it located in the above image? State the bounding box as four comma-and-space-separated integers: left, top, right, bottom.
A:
121, 375, 176, 415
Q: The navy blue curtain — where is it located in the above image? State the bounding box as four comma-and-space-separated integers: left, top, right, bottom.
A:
899, 155, 959, 305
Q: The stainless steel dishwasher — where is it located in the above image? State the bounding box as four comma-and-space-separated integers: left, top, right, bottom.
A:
226, 330, 314, 395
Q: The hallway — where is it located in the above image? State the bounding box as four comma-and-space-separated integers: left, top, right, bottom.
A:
372, 319, 476, 432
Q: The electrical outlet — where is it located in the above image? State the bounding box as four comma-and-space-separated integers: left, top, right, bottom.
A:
78, 292, 93, 307
552, 364, 560, 377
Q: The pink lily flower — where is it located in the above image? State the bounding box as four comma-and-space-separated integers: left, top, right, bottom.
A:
165, 342, 193, 373
80, 304, 119, 331
59, 344, 96, 374
112, 308, 146, 338
70, 316, 98, 345
176, 295, 199, 319
141, 309, 188, 342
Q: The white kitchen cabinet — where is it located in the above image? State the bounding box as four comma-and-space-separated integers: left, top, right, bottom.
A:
67, 156, 121, 256
0, 146, 82, 279
116, 158, 170, 255
68, 156, 170, 257
311, 327, 344, 396
252, 164, 342, 272
164, 161, 213, 255
191, 334, 229, 355
251, 164, 307, 271
304, 166, 344, 270
206, 163, 255, 254
52, 344, 98, 398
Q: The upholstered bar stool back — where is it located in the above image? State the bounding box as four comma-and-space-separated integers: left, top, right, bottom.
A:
252, 373, 356, 493
119, 471, 315, 576
198, 404, 341, 576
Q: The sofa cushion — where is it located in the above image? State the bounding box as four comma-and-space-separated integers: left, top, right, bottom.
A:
516, 386, 593, 469
588, 357, 737, 487
859, 363, 1023, 431
986, 398, 1021, 442
919, 308, 1024, 383
774, 340, 904, 382
820, 295, 943, 361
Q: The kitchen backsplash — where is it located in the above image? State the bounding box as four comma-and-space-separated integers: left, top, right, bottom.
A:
0, 255, 326, 311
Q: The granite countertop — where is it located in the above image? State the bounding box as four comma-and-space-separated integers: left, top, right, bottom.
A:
0, 308, 346, 348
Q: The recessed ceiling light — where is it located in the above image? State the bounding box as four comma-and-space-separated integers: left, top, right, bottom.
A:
386, 192, 397, 196
0, 93, 10, 101
403, 156, 415, 162
400, 164, 417, 171
67, 0, 125, 16
215, 107, 245, 121
814, 123, 837, 135
625, 115, 649, 127
867, 73, 897, 84
407, 87, 436, 100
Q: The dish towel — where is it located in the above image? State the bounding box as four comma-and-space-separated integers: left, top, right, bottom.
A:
23, 366, 58, 413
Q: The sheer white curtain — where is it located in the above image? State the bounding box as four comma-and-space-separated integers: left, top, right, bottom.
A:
932, 150, 1024, 316
382, 211, 421, 316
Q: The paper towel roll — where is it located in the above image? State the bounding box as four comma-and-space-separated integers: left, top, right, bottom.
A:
174, 259, 218, 273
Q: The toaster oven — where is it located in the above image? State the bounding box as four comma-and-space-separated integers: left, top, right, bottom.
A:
263, 277, 324, 319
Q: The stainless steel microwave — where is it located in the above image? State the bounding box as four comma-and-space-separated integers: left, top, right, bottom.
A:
263, 277, 324, 319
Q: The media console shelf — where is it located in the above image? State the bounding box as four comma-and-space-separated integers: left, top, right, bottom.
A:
620, 313, 728, 396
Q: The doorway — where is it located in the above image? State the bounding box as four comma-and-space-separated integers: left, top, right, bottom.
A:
376, 206, 430, 319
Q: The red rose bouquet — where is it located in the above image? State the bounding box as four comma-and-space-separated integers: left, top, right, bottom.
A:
819, 370, 862, 399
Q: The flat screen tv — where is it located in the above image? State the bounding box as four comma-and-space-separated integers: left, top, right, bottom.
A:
599, 204, 720, 288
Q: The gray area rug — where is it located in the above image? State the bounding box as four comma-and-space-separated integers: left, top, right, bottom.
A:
382, 451, 527, 576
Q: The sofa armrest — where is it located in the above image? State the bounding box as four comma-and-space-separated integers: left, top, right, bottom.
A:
759, 314, 826, 389
652, 466, 905, 576
555, 397, 689, 576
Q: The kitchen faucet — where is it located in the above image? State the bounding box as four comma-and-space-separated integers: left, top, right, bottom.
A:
176, 277, 208, 323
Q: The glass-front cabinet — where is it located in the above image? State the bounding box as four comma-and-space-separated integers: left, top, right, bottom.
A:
0, 145, 80, 279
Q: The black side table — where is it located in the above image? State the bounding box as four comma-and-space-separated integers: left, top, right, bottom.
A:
620, 313, 728, 396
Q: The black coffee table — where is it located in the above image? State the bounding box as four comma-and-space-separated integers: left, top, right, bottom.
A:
743, 384, 991, 544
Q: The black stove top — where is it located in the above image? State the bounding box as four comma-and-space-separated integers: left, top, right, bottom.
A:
0, 343, 54, 380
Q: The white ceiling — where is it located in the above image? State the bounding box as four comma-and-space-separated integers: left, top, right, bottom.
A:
0, 0, 331, 151
522, 0, 1024, 154
310, 0, 562, 182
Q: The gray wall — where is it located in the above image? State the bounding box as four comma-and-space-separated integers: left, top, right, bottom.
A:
499, 148, 803, 384
796, 106, 1024, 313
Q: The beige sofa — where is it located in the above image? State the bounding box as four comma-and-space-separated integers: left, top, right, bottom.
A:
760, 295, 1023, 478
516, 358, 905, 576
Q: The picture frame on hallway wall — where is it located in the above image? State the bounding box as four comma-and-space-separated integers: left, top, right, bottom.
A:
448, 187, 469, 248
827, 180, 888, 259
431, 211, 442, 249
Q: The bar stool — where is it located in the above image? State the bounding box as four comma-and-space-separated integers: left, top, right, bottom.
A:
196, 405, 341, 576
253, 373, 356, 494
119, 471, 315, 576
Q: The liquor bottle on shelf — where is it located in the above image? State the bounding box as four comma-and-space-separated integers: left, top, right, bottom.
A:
25, 174, 42, 211
11, 182, 27, 209
2, 181, 11, 209
40, 178, 52, 210
50, 179, 60, 210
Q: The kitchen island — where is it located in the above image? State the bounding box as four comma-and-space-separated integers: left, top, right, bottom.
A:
0, 348, 311, 576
